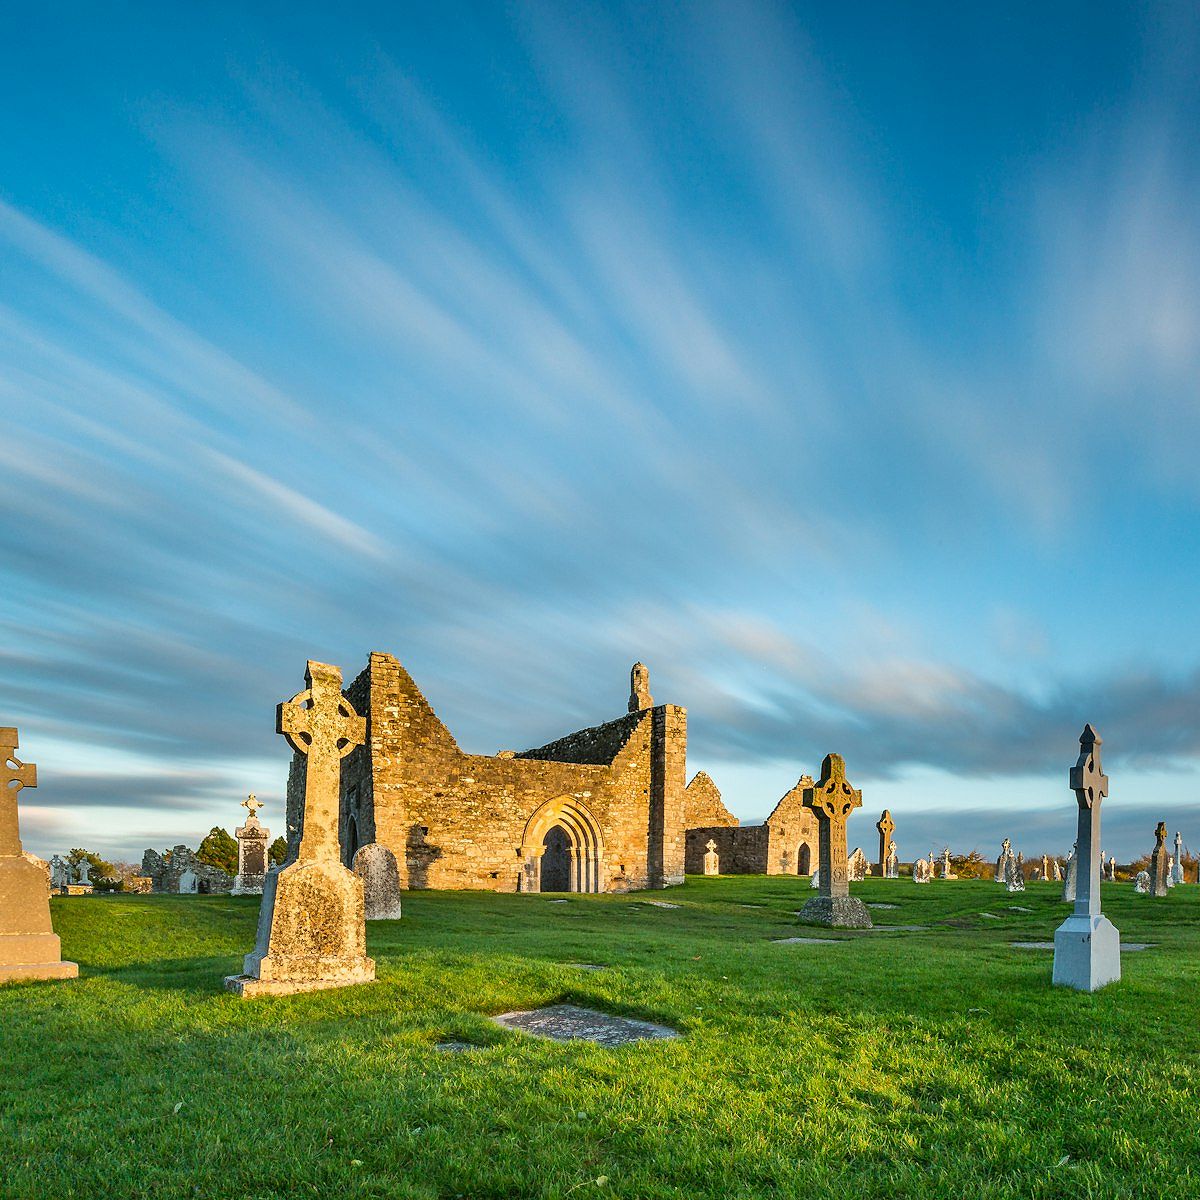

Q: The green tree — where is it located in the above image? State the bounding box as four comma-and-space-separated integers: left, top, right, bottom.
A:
268, 836, 288, 867
196, 827, 238, 875
67, 848, 115, 884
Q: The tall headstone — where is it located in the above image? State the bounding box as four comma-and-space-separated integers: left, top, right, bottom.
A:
703, 838, 719, 876
232, 794, 271, 896
1171, 831, 1185, 885
1053, 724, 1120, 992
1107, 854, 1117, 881
628, 662, 654, 712
940, 849, 957, 880
226, 660, 375, 997
1040, 854, 1051, 881
0, 728, 78, 983
1005, 852, 1026, 893
1062, 843, 1077, 902
352, 843, 403, 919
1051, 858, 1063, 882
886, 838, 898, 878
876, 810, 894, 877
995, 838, 1013, 883
797, 754, 871, 928
1149, 822, 1170, 897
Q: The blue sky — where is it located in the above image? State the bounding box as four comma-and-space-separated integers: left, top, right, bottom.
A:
3, 1, 1199, 864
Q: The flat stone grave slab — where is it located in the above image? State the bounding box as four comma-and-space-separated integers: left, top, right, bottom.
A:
640, 900, 680, 909
435, 1040, 480, 1053
978, 913, 1002, 919
773, 936, 840, 945
491, 1004, 680, 1046
870, 924, 930, 931
867, 903, 899, 909
545, 899, 569, 904
562, 963, 606, 971
1006, 906, 1034, 913
1012, 941, 1154, 951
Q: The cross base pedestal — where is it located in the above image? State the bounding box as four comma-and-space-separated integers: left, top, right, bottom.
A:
0, 957, 79, 984
798, 895, 873, 928
1052, 914, 1121, 992
225, 963, 375, 997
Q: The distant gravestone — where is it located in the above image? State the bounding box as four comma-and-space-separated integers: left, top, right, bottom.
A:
353, 843, 403, 919
886, 839, 899, 879
232, 794, 270, 896
797, 754, 871, 929
940, 849, 957, 880
847, 847, 870, 882
1005, 853, 1026, 893
995, 838, 1013, 884
0, 728, 78, 984
1134, 870, 1150, 894
1053, 724, 1121, 992
809, 867, 820, 889
177, 868, 198, 894
1171, 832, 1185, 885
703, 839, 719, 877
1040, 854, 1051, 881
1149, 822, 1170, 897
1051, 858, 1063, 882
913, 856, 931, 884
1107, 854, 1117, 881
226, 659, 375, 997
1062, 843, 1077, 903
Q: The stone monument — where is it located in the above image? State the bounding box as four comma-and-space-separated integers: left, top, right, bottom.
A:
352, 843, 403, 919
797, 754, 871, 928
995, 838, 1013, 883
1172, 832, 1185, 885
940, 848, 957, 880
226, 661, 375, 997
1005, 852, 1026, 893
1149, 821, 1170, 897
886, 839, 898, 878
1062, 843, 1077, 903
231, 794, 270, 896
876, 809, 894, 877
1133, 870, 1150, 893
703, 838, 719, 876
1052, 724, 1121, 992
1107, 854, 1117, 882
913, 856, 930, 884
0, 728, 78, 983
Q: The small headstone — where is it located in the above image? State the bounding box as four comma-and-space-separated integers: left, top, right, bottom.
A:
1005, 852, 1026, 893
886, 839, 899, 878
940, 848, 957, 879
1171, 832, 1185, 885
1053, 724, 1121, 992
995, 838, 1013, 883
1062, 843, 1077, 902
492, 1004, 679, 1046
1107, 854, 1117, 881
703, 838, 719, 876
0, 728, 79, 984
846, 847, 870, 882
226, 659, 375, 998
797, 754, 871, 928
1052, 858, 1063, 882
810, 867, 821, 889
1167, 855, 1176, 889
1134, 870, 1150, 894
913, 856, 931, 884
231, 794, 271, 896
1149, 822, 1170, 897
353, 843, 403, 919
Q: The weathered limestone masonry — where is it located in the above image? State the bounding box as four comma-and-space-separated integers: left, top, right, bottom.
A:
141, 846, 232, 895
684, 775, 818, 875
227, 660, 374, 998
325, 655, 686, 894
0, 728, 78, 984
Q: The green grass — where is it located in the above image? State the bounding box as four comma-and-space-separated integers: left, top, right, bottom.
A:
2, 877, 1198, 1199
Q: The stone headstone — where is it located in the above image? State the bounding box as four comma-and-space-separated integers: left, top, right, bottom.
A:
1053, 724, 1121, 992
847, 847, 870, 882
1051, 858, 1063, 882
1172, 832, 1185, 885
227, 660, 375, 997
1149, 821, 1170, 897
876, 809, 894, 878
628, 662, 654, 713
1062, 843, 1077, 903
809, 866, 820, 889
913, 856, 931, 884
886, 839, 899, 878
0, 728, 78, 983
1107, 854, 1117, 881
48, 854, 70, 890
703, 838, 719, 876
1040, 854, 1051, 881
1134, 870, 1150, 894
177, 868, 198, 894
1005, 852, 1026, 893
797, 754, 871, 928
353, 843, 403, 919
995, 837, 1012, 883
232, 794, 270, 896
940, 849, 957, 880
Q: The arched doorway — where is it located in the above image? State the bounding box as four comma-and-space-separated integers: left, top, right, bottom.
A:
797, 844, 811, 875
519, 796, 605, 893
541, 826, 572, 891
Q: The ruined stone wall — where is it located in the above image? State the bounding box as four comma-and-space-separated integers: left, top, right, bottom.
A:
685, 824, 769, 873
343, 653, 687, 893
764, 778, 818, 875
683, 772, 738, 828
140, 846, 233, 894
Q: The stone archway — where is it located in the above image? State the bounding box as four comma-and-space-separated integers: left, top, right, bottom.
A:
797, 843, 811, 875
519, 796, 604, 893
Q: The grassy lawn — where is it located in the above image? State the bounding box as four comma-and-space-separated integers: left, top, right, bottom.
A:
2, 877, 1198, 1199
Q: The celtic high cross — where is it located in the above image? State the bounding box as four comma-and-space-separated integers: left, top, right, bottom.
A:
2, 727, 37, 857
805, 752, 862, 899
1069, 723, 1107, 918
277, 661, 365, 861
875, 809, 894, 876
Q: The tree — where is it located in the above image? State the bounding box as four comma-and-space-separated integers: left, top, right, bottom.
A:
196, 827, 238, 875
67, 847, 115, 884
268, 836, 288, 867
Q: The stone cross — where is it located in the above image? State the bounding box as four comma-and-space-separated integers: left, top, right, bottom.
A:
886, 838, 898, 878
628, 662, 654, 713
798, 754, 871, 928
277, 662, 366, 861
1, 727, 37, 857
1149, 821, 1170, 897
0, 728, 78, 983
703, 838, 719, 877
227, 660, 374, 998
875, 809, 894, 877
241, 793, 263, 822
1173, 831, 1185, 885
1053, 724, 1120, 991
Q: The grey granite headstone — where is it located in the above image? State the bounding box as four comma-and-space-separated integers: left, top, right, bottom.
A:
1053, 724, 1121, 992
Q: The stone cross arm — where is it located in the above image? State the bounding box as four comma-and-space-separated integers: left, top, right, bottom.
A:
807, 753, 862, 820
1069, 724, 1107, 809
3, 728, 37, 793
277, 661, 366, 760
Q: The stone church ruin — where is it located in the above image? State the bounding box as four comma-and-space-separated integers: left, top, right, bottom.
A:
297, 655, 690, 894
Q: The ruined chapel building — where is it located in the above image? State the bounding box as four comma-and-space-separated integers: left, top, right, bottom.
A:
288, 654, 690, 894
684, 773, 819, 876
